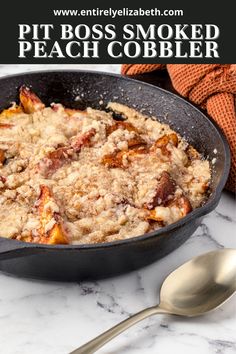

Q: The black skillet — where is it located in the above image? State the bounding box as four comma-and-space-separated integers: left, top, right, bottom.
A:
0, 71, 230, 281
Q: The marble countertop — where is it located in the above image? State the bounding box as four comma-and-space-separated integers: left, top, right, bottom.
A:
0, 65, 236, 354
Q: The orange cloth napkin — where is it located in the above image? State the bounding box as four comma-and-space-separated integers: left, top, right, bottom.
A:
121, 64, 236, 192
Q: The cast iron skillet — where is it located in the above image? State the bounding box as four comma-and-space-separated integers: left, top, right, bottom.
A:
0, 71, 230, 281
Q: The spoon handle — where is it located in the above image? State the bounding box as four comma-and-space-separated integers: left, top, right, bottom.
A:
69, 306, 168, 354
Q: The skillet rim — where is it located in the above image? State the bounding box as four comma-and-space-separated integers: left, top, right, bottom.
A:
0, 70, 231, 251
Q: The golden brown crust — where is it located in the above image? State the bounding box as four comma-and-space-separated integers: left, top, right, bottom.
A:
144, 171, 176, 210
37, 185, 69, 245
150, 133, 178, 156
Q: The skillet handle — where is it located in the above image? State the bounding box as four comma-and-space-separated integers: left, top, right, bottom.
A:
0, 237, 42, 261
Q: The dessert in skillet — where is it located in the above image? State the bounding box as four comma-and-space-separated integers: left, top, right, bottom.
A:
0, 87, 211, 245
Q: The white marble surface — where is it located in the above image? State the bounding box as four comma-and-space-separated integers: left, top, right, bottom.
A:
0, 65, 236, 354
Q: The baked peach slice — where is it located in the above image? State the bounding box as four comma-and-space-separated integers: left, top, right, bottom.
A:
125, 146, 148, 157
42, 146, 74, 176
106, 121, 139, 135
37, 185, 69, 245
156, 133, 178, 148
146, 210, 164, 222
186, 145, 201, 160
177, 196, 192, 216
0, 175, 6, 184
167, 195, 192, 217
19, 86, 45, 113
144, 171, 176, 210
70, 128, 96, 152
64, 108, 88, 117
102, 145, 148, 169
38, 129, 96, 177
147, 195, 192, 224
0, 149, 5, 164
106, 121, 145, 149
101, 151, 124, 168
128, 135, 146, 148
0, 104, 23, 119
150, 133, 178, 156
0, 123, 14, 129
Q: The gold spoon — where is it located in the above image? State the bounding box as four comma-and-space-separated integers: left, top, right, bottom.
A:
70, 249, 236, 354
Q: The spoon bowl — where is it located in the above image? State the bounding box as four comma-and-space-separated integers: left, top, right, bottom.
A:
70, 249, 236, 354
159, 249, 236, 316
